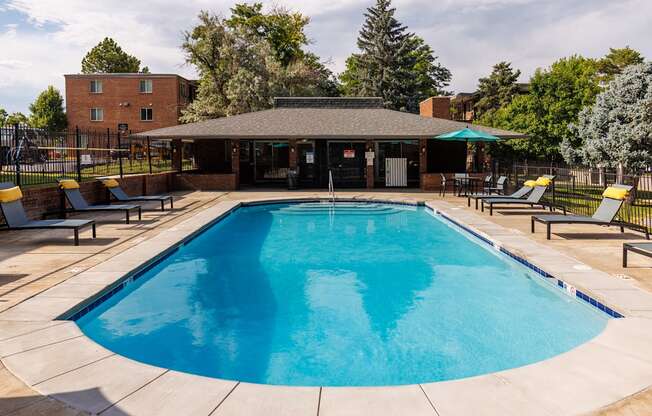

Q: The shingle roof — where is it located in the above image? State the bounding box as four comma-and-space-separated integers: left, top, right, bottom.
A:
132, 107, 526, 140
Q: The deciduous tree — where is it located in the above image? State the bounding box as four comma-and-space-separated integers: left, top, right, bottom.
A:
28, 86, 67, 131
81, 37, 148, 73
483, 56, 600, 161
180, 10, 334, 122
596, 46, 644, 83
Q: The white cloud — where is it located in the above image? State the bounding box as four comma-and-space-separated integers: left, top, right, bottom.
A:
0, 0, 651, 113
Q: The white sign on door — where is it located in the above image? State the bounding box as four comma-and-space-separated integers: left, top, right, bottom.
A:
305, 152, 314, 164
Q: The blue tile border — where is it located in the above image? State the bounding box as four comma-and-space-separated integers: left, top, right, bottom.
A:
435, 209, 624, 319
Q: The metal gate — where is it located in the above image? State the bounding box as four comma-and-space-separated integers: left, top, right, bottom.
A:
385, 158, 407, 187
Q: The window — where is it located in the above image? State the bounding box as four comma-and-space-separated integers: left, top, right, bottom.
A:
89, 80, 102, 93
140, 108, 153, 121
139, 79, 152, 93
90, 108, 103, 121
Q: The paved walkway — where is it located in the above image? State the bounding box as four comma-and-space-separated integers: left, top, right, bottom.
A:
0, 189, 650, 415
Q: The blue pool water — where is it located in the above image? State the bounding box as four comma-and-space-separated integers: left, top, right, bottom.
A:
76, 202, 607, 386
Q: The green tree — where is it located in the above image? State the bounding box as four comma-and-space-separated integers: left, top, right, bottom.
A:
180, 11, 332, 122
483, 56, 600, 161
474, 62, 521, 120
0, 108, 7, 127
81, 37, 148, 73
226, 3, 308, 66
28, 86, 67, 131
340, 0, 450, 111
563, 62, 652, 171
596, 46, 644, 83
5, 112, 29, 126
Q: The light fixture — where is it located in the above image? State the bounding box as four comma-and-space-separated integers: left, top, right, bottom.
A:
421, 146, 426, 154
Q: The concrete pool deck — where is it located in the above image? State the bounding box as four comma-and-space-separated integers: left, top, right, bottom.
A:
1, 190, 651, 415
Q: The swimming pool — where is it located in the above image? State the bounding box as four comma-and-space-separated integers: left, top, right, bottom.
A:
76, 201, 608, 386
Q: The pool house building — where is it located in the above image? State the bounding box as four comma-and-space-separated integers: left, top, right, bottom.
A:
134, 97, 524, 190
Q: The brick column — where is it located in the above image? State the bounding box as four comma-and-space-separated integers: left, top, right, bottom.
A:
231, 139, 240, 189
289, 139, 298, 169
366, 140, 374, 189
419, 138, 428, 191
172, 139, 182, 172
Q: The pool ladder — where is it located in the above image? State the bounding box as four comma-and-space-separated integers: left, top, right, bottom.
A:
328, 170, 335, 205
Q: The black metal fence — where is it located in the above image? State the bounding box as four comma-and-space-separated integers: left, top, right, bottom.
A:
0, 125, 196, 187
496, 162, 652, 234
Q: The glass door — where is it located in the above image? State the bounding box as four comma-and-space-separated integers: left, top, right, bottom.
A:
327, 141, 366, 188
297, 140, 317, 187
254, 141, 289, 184
375, 140, 420, 187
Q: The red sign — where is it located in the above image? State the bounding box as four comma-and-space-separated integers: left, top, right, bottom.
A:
344, 149, 355, 159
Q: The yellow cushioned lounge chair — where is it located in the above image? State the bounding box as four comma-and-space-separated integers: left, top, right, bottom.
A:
532, 184, 650, 240
0, 182, 96, 246
58, 179, 141, 224
101, 179, 173, 211
481, 175, 557, 216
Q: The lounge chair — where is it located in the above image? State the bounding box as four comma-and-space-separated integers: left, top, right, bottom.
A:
623, 242, 652, 267
101, 179, 173, 211
481, 175, 556, 216
531, 184, 650, 240
0, 182, 95, 246
468, 176, 518, 208
58, 179, 141, 224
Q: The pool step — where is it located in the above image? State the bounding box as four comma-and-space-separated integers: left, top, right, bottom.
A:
273, 203, 403, 215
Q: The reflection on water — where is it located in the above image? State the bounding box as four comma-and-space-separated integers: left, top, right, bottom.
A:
77, 203, 607, 386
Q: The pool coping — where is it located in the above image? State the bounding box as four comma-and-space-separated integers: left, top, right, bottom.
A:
1, 196, 652, 416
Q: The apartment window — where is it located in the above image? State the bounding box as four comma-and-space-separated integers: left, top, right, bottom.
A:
139, 79, 153, 93
90, 108, 103, 121
140, 108, 153, 121
89, 80, 102, 93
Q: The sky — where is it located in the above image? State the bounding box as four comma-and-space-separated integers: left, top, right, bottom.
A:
1, 0, 651, 114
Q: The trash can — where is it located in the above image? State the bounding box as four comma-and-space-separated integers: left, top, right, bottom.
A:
287, 169, 298, 190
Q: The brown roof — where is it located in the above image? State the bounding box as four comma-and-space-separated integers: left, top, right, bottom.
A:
132, 106, 526, 140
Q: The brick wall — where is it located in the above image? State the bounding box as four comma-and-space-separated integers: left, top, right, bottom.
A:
419, 97, 452, 119
0, 172, 174, 224
174, 173, 237, 191
65, 74, 192, 133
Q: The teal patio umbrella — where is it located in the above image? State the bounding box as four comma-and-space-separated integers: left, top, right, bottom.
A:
435, 127, 500, 142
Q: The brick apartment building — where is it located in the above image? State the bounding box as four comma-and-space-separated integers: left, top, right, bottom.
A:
450, 83, 530, 122
65, 73, 196, 133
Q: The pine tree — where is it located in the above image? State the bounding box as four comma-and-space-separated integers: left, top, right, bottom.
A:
475, 62, 521, 119
355, 0, 416, 111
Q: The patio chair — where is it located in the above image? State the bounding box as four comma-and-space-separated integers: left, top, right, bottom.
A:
58, 179, 141, 224
623, 242, 652, 267
468, 177, 529, 209
439, 174, 447, 197
453, 173, 469, 196
101, 179, 173, 211
0, 182, 95, 246
531, 184, 650, 240
481, 175, 556, 216
483, 176, 507, 194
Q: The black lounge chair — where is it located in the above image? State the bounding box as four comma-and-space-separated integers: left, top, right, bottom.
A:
531, 184, 650, 240
59, 179, 141, 224
0, 182, 95, 246
102, 179, 173, 211
468, 179, 531, 209
481, 175, 556, 216
623, 242, 652, 267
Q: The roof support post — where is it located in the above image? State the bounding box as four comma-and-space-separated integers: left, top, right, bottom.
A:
419, 138, 428, 191
231, 139, 240, 190
366, 139, 374, 189
171, 138, 182, 172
